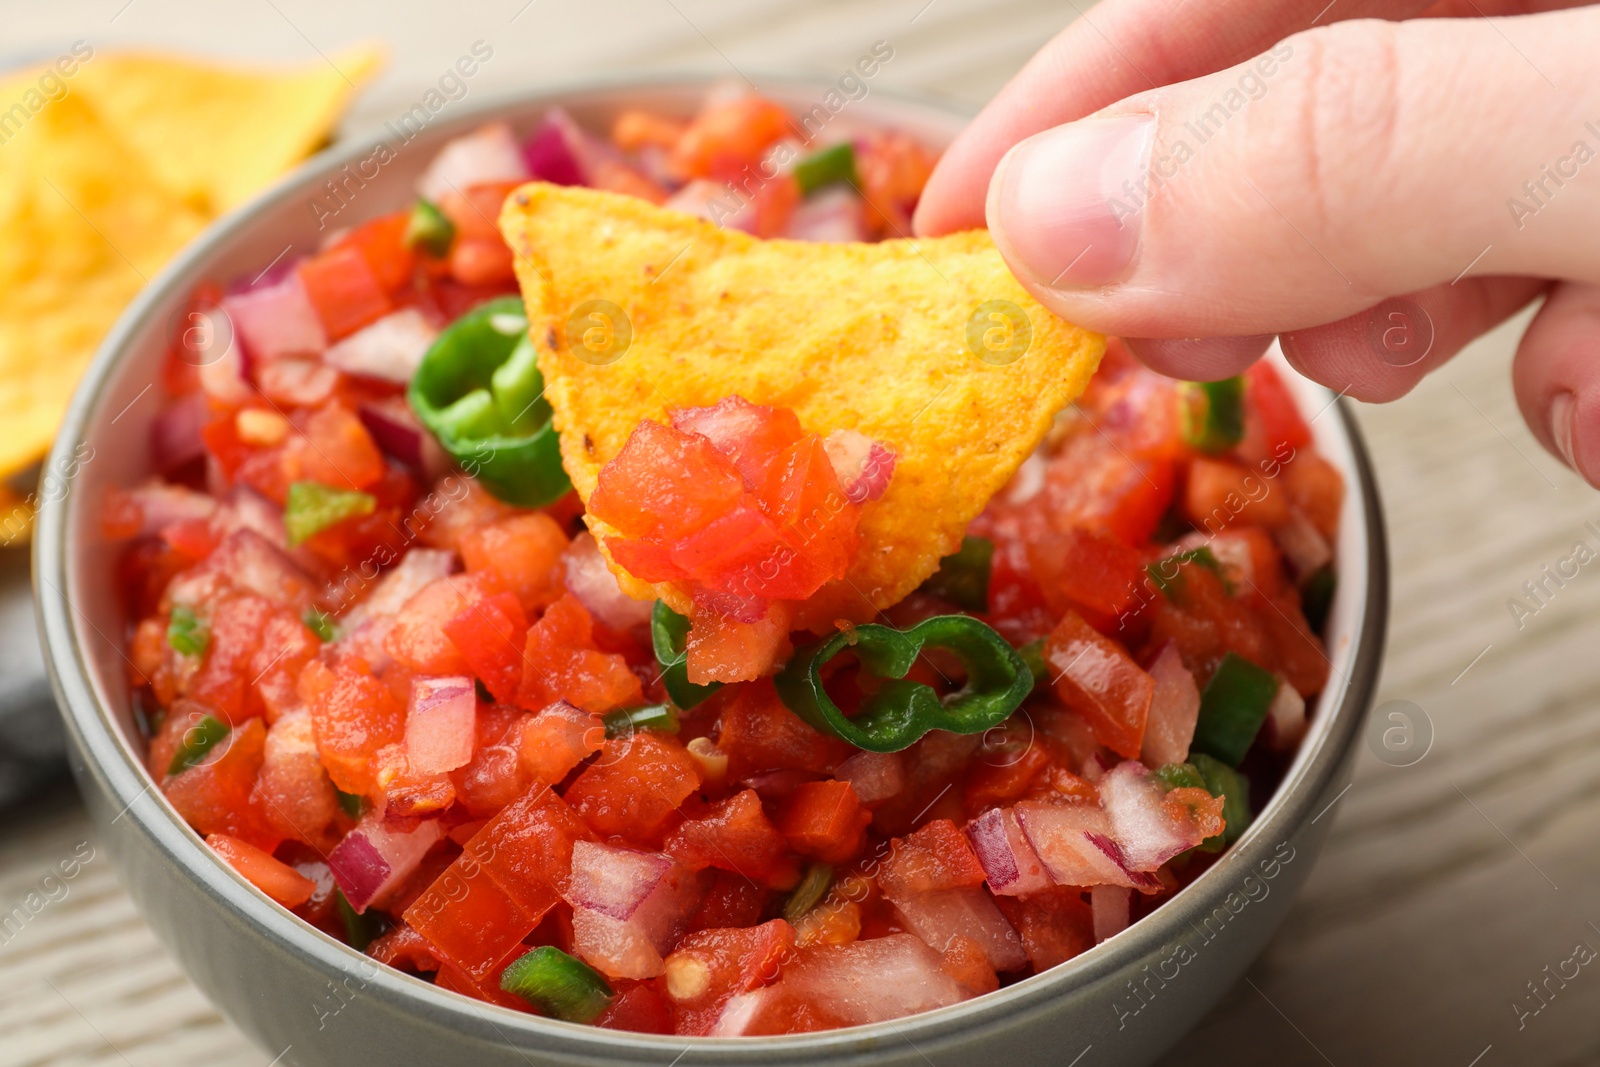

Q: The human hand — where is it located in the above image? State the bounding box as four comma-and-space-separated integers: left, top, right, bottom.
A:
914, 0, 1600, 484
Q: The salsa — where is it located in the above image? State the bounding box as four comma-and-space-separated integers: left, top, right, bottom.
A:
107, 92, 1342, 1037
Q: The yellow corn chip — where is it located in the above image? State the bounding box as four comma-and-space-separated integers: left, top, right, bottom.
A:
73, 45, 384, 213
0, 83, 206, 477
499, 184, 1105, 626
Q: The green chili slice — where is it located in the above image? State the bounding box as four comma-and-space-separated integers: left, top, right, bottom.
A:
1016, 637, 1047, 689
283, 481, 376, 547
774, 614, 1032, 753
651, 601, 721, 710
408, 296, 571, 507
602, 703, 679, 738
920, 536, 993, 613
1190, 652, 1278, 767
336, 788, 365, 819
303, 608, 339, 643
1179, 377, 1246, 453
1301, 564, 1337, 633
336, 888, 382, 951
168, 713, 229, 776
1147, 545, 1230, 599
167, 605, 210, 657
793, 142, 858, 195
404, 198, 455, 257
1190, 753, 1254, 851
781, 863, 834, 922
500, 946, 614, 1023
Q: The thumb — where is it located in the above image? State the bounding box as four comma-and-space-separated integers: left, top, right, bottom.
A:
985, 8, 1600, 344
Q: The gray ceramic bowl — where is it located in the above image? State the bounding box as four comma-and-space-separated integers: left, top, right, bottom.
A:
35, 75, 1386, 1067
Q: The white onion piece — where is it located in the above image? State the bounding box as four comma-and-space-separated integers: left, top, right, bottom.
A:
417, 122, 529, 202
1276, 506, 1333, 579
1140, 643, 1200, 768
328, 813, 444, 913
1267, 674, 1307, 751
221, 271, 325, 361
1014, 800, 1156, 891
822, 428, 895, 503
786, 186, 867, 242
255, 358, 337, 407
964, 807, 1051, 897
562, 533, 653, 630
405, 677, 477, 774
566, 840, 672, 922
324, 308, 437, 384
664, 179, 736, 226
120, 481, 217, 536
344, 548, 457, 626
1099, 760, 1206, 872
1091, 884, 1132, 944
834, 750, 904, 806
214, 486, 288, 548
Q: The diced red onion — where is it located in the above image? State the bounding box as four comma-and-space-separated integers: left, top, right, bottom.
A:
522, 108, 590, 186
786, 186, 867, 242
357, 396, 426, 468
1276, 507, 1333, 579
568, 852, 705, 980
886, 885, 1027, 972
834, 750, 904, 806
214, 485, 287, 548
329, 812, 444, 913
417, 121, 529, 203
120, 481, 217, 537
343, 548, 457, 626
561, 533, 654, 630
324, 308, 438, 384
1091, 884, 1131, 944
1140, 642, 1200, 768
1004, 450, 1047, 506
1099, 760, 1205, 872
220, 271, 326, 362
570, 906, 667, 980
567, 840, 672, 922
150, 393, 208, 474
1267, 674, 1307, 751
165, 528, 315, 612
197, 332, 253, 404
741, 768, 815, 801
823, 429, 895, 503
1015, 800, 1146, 890
405, 677, 477, 774
964, 807, 1051, 897
634, 144, 678, 190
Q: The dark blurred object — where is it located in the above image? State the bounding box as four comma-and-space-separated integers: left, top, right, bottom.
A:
0, 546, 66, 808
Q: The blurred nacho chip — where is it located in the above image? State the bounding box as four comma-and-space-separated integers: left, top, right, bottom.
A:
0, 84, 206, 478
499, 183, 1104, 623
74, 45, 384, 213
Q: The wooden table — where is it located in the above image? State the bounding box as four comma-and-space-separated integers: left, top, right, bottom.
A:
6, 2, 1596, 1064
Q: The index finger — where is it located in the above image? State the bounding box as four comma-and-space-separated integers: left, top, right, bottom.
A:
911, 0, 1430, 236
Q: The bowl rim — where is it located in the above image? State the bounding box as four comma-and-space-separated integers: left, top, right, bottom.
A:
34, 71, 1388, 1061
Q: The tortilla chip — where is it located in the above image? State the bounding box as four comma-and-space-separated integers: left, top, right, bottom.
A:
499, 184, 1104, 626
73, 45, 383, 213
0, 84, 206, 477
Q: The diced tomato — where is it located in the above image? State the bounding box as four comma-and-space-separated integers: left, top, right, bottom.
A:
688, 870, 770, 932
387, 572, 506, 676
664, 919, 796, 1035
416, 477, 516, 552
297, 245, 392, 341
1046, 610, 1154, 760
612, 109, 687, 152
1237, 361, 1311, 466
186, 594, 273, 725
940, 933, 1000, 998
281, 404, 386, 492
165, 717, 280, 851
436, 958, 532, 1009
567, 733, 702, 846
669, 504, 821, 599
448, 238, 517, 286
878, 819, 988, 896
437, 181, 523, 243
1025, 525, 1143, 622
1283, 452, 1344, 540
1147, 559, 1274, 682
516, 594, 644, 714
516, 701, 604, 785
961, 740, 1050, 814
589, 420, 746, 542
301, 657, 406, 796
1045, 432, 1176, 546
459, 513, 568, 612
596, 980, 674, 1034
685, 600, 792, 685
408, 859, 542, 980
856, 131, 936, 237
671, 96, 793, 180
206, 832, 316, 906
665, 789, 798, 888
449, 704, 533, 818
365, 921, 441, 973
335, 212, 416, 293
775, 780, 869, 864
369, 741, 457, 817
466, 784, 591, 915
253, 712, 339, 848
444, 592, 530, 704
759, 433, 858, 581
998, 886, 1094, 971
717, 679, 840, 780
1185, 456, 1290, 533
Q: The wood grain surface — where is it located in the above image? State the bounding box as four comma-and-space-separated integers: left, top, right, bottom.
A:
5, 2, 1596, 1065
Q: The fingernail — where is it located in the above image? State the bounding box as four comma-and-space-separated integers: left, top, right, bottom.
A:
1551, 391, 1579, 470
989, 114, 1154, 290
